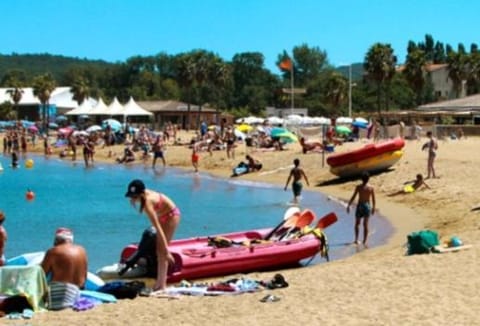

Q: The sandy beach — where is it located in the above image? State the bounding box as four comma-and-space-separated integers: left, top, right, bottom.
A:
3, 132, 480, 325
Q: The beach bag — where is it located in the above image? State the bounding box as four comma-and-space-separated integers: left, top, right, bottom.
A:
407, 230, 439, 255
98, 281, 146, 299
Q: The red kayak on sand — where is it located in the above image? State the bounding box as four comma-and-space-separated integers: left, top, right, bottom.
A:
327, 138, 405, 167
326, 138, 405, 177
97, 211, 337, 283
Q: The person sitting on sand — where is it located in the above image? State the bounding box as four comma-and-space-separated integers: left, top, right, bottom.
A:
41, 228, 88, 310
299, 137, 324, 154
245, 155, 262, 172
388, 174, 430, 196
116, 146, 136, 164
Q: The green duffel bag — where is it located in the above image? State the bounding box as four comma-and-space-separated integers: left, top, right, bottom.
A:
407, 230, 439, 255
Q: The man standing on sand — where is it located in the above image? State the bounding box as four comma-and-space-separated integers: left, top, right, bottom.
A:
346, 172, 376, 245
41, 228, 88, 310
284, 158, 310, 204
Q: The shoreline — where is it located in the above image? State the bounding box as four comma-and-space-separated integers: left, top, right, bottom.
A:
3, 133, 480, 324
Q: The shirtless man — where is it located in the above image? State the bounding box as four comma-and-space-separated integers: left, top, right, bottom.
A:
284, 158, 310, 204
346, 172, 376, 245
41, 228, 88, 310
0, 211, 7, 266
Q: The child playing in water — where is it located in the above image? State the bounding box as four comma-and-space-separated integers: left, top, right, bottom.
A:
191, 147, 199, 172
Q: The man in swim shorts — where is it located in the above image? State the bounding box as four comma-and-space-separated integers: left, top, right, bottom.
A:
346, 172, 376, 245
41, 228, 88, 310
284, 158, 310, 204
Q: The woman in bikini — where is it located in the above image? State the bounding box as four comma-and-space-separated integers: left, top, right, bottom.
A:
125, 179, 181, 291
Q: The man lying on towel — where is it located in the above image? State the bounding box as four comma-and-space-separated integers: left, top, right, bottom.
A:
41, 228, 88, 310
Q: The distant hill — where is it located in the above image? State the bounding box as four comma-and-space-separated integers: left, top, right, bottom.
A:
336, 63, 364, 81
0, 53, 115, 82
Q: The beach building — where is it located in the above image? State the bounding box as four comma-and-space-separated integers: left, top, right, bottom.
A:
138, 100, 233, 130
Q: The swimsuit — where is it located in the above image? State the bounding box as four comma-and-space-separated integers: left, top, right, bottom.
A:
154, 195, 181, 224
355, 202, 371, 219
192, 153, 199, 163
292, 181, 303, 197
48, 281, 80, 311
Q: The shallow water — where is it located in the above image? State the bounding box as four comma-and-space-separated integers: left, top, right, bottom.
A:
0, 154, 393, 272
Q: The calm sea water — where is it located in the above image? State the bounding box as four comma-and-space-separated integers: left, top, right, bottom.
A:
0, 154, 393, 272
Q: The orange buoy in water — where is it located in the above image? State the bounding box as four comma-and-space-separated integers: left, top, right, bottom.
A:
26, 190, 35, 201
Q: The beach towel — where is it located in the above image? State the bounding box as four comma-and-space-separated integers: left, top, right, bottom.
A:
0, 265, 48, 312
48, 282, 80, 311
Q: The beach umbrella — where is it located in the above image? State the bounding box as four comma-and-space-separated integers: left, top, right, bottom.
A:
86, 125, 102, 133
234, 129, 247, 140
354, 117, 368, 124
55, 115, 68, 122
236, 124, 253, 133
270, 127, 298, 143
102, 119, 122, 132
336, 117, 353, 124
58, 127, 74, 135
266, 116, 284, 125
27, 125, 39, 133
73, 130, 89, 137
48, 122, 59, 130
335, 125, 352, 135
352, 120, 368, 129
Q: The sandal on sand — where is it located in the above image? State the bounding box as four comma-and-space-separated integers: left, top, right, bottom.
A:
260, 294, 281, 303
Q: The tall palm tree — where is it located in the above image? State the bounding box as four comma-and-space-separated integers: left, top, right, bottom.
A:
364, 43, 397, 113
6, 86, 24, 120
447, 50, 468, 98
403, 48, 427, 104
71, 77, 90, 105
323, 72, 348, 114
175, 53, 195, 130
32, 73, 57, 135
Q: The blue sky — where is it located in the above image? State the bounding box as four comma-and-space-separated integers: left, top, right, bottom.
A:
1, 0, 478, 73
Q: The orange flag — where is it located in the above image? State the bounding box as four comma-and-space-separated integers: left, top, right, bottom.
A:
279, 58, 293, 71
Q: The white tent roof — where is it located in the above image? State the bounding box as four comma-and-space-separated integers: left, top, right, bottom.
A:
106, 97, 124, 115
121, 97, 152, 116
88, 98, 109, 115
65, 98, 96, 115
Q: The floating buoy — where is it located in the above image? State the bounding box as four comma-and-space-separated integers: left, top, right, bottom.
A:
25, 159, 34, 169
26, 190, 35, 201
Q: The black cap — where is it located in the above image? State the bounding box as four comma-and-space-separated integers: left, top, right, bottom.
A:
125, 179, 146, 197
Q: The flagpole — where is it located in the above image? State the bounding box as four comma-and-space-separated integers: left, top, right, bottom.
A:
290, 62, 294, 115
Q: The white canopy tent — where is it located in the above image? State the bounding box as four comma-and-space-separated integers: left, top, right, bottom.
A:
121, 97, 153, 117
88, 98, 109, 115
105, 97, 124, 116
65, 99, 95, 116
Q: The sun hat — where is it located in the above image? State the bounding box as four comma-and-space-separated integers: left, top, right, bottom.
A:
125, 179, 146, 197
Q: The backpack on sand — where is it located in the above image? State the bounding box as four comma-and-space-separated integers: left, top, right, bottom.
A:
407, 230, 439, 255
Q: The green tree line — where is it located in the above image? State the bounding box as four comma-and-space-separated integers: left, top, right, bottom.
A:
1, 34, 480, 119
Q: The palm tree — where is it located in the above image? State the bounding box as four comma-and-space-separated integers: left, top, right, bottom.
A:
71, 77, 90, 105
175, 53, 195, 130
447, 50, 468, 98
403, 48, 427, 104
323, 72, 348, 114
364, 43, 397, 113
6, 86, 24, 120
32, 73, 57, 135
